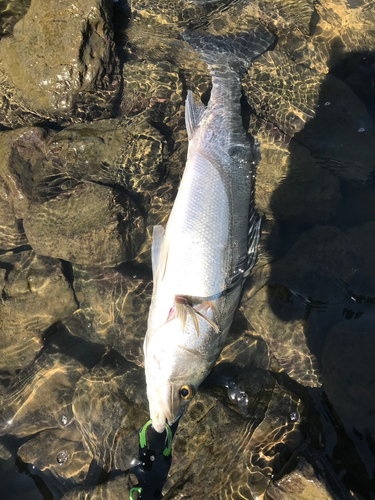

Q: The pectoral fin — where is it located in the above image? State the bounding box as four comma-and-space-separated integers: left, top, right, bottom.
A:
151, 225, 165, 276
174, 295, 220, 336
152, 225, 169, 282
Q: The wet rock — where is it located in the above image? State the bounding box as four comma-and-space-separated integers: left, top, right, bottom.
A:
61, 474, 139, 500
163, 370, 302, 499
216, 311, 270, 371
0, 443, 12, 461
65, 266, 152, 366
0, 353, 87, 437
0, 0, 118, 117
0, 127, 48, 249
42, 116, 166, 198
134, 182, 175, 266
0, 0, 30, 38
0, 251, 77, 370
265, 456, 335, 500
349, 221, 375, 273
18, 427, 92, 482
251, 117, 341, 226
0, 195, 28, 250
23, 182, 144, 266
122, 60, 183, 122
241, 225, 362, 387
72, 353, 148, 471
244, 50, 323, 138
297, 75, 375, 181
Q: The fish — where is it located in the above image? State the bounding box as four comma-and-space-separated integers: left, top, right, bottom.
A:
143, 30, 274, 433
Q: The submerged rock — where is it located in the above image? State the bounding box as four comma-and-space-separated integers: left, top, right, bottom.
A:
0, 251, 77, 370
61, 474, 139, 500
297, 75, 375, 182
241, 224, 363, 387
163, 370, 302, 499
0, 127, 48, 249
72, 353, 148, 471
244, 50, 322, 138
265, 457, 335, 500
42, 116, 166, 197
251, 117, 341, 226
0, 0, 118, 117
122, 60, 183, 122
0, 353, 86, 437
18, 427, 92, 483
65, 266, 152, 366
24, 182, 144, 266
0, 443, 11, 461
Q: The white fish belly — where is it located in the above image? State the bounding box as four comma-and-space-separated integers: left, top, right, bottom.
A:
163, 149, 231, 298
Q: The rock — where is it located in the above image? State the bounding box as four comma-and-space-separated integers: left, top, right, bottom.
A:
0, 251, 77, 370
0, 443, 11, 461
0, 195, 28, 250
0, 0, 118, 117
214, 310, 270, 373
265, 457, 335, 500
134, 182, 175, 267
42, 116, 166, 198
0, 0, 29, 38
121, 60, 183, 122
23, 182, 144, 266
241, 225, 363, 387
244, 51, 323, 138
163, 370, 302, 499
0, 127, 48, 250
64, 266, 152, 365
17, 427, 92, 483
251, 117, 341, 226
0, 353, 87, 437
61, 474, 139, 500
72, 353, 148, 471
296, 75, 375, 181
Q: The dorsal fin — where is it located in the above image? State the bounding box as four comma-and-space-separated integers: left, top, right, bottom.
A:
185, 90, 206, 139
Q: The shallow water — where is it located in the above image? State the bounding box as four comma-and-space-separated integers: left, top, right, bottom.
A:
0, 0, 375, 498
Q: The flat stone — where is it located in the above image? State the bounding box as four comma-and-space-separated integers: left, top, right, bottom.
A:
43, 116, 166, 197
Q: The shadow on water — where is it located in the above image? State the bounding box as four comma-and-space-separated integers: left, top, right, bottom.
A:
263, 46, 375, 498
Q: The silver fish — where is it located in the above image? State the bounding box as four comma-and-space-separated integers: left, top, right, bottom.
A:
143, 31, 274, 432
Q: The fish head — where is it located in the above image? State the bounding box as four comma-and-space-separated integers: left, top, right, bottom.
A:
144, 317, 213, 433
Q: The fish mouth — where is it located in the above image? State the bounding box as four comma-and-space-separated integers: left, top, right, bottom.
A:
151, 384, 175, 433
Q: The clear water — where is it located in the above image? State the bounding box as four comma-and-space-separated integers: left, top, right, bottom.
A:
0, 0, 375, 499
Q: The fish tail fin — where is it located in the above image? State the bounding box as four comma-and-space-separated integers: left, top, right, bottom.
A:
181, 30, 274, 75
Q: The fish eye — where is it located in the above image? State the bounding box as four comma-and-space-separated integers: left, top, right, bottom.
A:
179, 385, 193, 400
